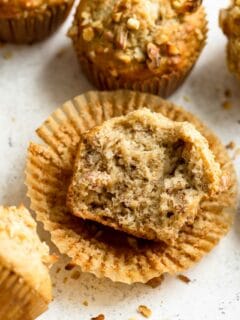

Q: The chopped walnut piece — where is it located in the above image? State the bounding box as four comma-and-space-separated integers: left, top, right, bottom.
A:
172, 0, 202, 14
177, 274, 191, 283
91, 315, 105, 320
115, 26, 128, 49
82, 27, 95, 42
147, 43, 161, 69
138, 305, 152, 318
127, 17, 140, 30
115, 51, 132, 63
112, 12, 122, 23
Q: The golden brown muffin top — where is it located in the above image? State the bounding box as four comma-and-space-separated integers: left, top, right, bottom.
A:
220, 0, 240, 37
69, 0, 205, 80
0, 0, 70, 17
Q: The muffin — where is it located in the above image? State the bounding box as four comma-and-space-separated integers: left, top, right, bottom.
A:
67, 108, 221, 244
25, 90, 237, 284
68, 0, 207, 97
220, 0, 240, 79
0, 0, 74, 44
0, 205, 52, 319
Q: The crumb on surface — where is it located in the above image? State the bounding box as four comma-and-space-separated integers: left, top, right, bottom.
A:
137, 305, 152, 318
56, 267, 61, 274
56, 48, 66, 58
2, 51, 12, 60
146, 275, 164, 288
224, 88, 231, 98
83, 300, 89, 306
91, 314, 105, 320
71, 270, 81, 280
183, 95, 190, 102
222, 101, 232, 109
225, 141, 236, 150
177, 274, 191, 283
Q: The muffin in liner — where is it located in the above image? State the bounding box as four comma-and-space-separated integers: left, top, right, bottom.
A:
0, 205, 52, 319
0, 0, 74, 44
25, 90, 237, 284
69, 2, 207, 97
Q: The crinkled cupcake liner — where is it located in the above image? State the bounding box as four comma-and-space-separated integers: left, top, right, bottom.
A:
0, 1, 73, 44
25, 90, 237, 284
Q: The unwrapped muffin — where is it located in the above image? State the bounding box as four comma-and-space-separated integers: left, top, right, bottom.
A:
0, 205, 52, 319
68, 0, 207, 97
0, 0, 74, 43
220, 0, 240, 78
67, 108, 221, 244
26, 90, 237, 284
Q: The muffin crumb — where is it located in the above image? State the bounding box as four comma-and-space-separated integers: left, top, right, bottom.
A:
222, 101, 232, 109
177, 274, 191, 283
146, 275, 165, 288
138, 305, 152, 318
225, 141, 236, 150
91, 315, 105, 320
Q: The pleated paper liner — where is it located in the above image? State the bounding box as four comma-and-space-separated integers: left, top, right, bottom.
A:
25, 90, 237, 284
0, 1, 74, 44
0, 264, 49, 319
72, 8, 207, 98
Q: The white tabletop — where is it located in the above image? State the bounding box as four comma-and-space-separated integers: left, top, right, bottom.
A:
0, 1, 240, 319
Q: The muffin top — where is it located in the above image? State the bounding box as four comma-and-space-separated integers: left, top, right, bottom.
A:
67, 108, 221, 243
0, 205, 52, 302
220, 0, 240, 37
0, 0, 69, 17
69, 0, 205, 80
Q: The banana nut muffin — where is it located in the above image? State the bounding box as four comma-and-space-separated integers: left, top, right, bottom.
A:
0, 0, 74, 43
0, 205, 52, 320
68, 0, 206, 97
220, 0, 240, 79
67, 108, 221, 244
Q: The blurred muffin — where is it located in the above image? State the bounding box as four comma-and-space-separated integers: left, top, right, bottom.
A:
67, 108, 221, 244
0, 0, 74, 44
68, 0, 207, 97
0, 205, 52, 319
220, 0, 240, 79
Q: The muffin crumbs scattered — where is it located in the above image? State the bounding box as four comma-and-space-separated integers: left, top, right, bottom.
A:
2, 51, 12, 60
177, 274, 191, 283
225, 141, 236, 150
91, 314, 105, 320
137, 305, 152, 318
83, 300, 89, 306
146, 275, 165, 288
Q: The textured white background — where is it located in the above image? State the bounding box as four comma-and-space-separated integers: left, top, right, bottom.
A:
0, 0, 240, 319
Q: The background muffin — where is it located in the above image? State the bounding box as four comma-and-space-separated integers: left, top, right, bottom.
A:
0, 0, 74, 43
220, 0, 240, 79
69, 0, 207, 97
0, 205, 52, 319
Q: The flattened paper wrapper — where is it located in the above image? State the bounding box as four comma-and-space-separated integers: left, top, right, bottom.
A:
26, 90, 237, 284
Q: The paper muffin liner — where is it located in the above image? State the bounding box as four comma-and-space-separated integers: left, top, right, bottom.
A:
0, 264, 48, 319
25, 90, 237, 284
74, 9, 207, 98
0, 1, 73, 44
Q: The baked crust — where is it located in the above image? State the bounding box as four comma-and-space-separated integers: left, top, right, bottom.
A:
26, 90, 237, 284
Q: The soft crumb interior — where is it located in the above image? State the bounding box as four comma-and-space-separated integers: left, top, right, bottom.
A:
68, 109, 220, 241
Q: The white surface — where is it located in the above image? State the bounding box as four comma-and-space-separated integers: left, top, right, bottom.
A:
0, 1, 240, 319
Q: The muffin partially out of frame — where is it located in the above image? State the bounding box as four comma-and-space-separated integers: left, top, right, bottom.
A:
26, 90, 237, 284
220, 0, 240, 79
68, 0, 207, 97
0, 205, 52, 319
67, 108, 221, 244
0, 0, 74, 44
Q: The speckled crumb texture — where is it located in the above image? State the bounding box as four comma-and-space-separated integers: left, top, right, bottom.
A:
25, 90, 237, 284
0, 0, 74, 44
0, 205, 52, 319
